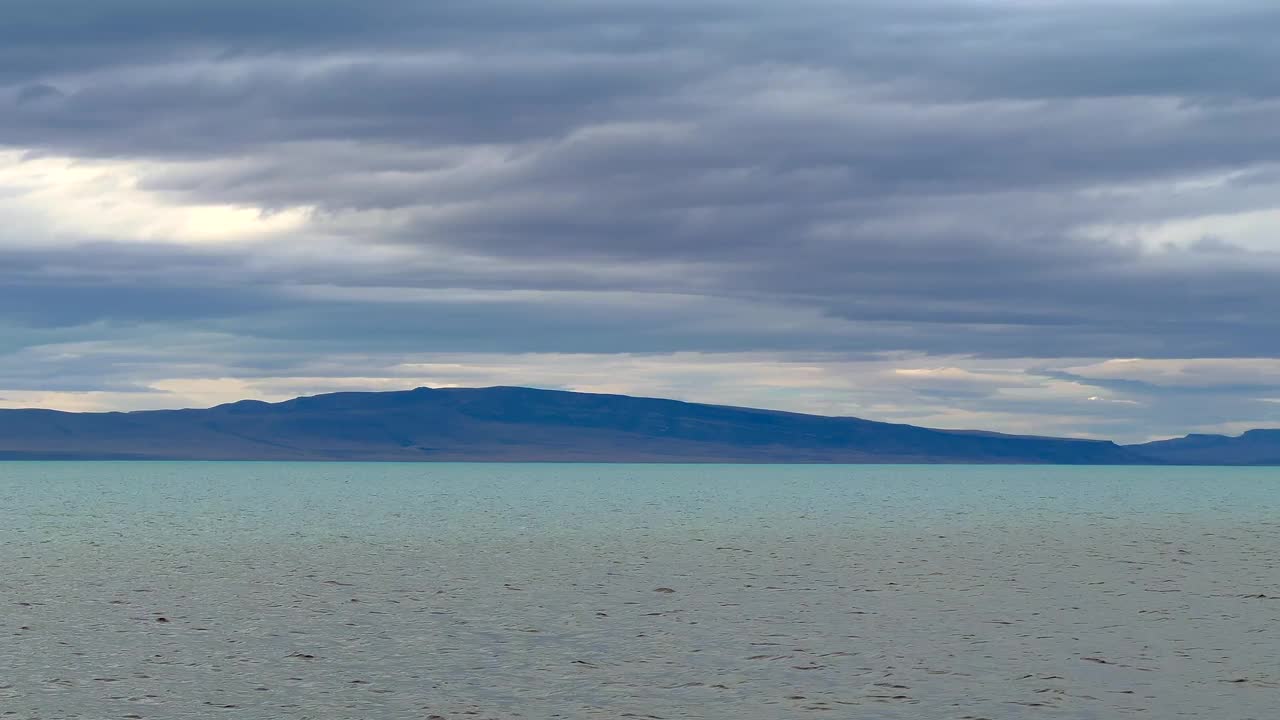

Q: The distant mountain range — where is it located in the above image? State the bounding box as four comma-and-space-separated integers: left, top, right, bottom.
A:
1128, 430, 1280, 466
0, 386, 1275, 464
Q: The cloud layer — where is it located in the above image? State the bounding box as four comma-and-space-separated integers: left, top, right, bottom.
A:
2, 0, 1278, 440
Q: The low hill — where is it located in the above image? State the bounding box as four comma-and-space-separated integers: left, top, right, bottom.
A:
1127, 429, 1280, 466
0, 386, 1146, 463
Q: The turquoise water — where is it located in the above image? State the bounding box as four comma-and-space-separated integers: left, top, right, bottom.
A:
3, 463, 1279, 718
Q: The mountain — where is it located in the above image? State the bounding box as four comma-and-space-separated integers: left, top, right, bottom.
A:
1127, 429, 1280, 466
0, 385, 1150, 463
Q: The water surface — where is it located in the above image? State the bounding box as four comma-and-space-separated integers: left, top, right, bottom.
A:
3, 463, 1278, 719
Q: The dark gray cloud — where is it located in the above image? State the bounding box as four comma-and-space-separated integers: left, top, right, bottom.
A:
0, 0, 1278, 437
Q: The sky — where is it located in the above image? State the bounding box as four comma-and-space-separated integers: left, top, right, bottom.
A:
1, 0, 1278, 442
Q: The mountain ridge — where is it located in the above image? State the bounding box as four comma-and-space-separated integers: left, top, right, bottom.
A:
1128, 428, 1280, 466
0, 385, 1273, 464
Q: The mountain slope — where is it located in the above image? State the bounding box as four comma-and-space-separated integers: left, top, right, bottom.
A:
0, 386, 1145, 463
1128, 430, 1280, 466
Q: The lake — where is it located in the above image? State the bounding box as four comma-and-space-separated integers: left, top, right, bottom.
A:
3, 462, 1278, 719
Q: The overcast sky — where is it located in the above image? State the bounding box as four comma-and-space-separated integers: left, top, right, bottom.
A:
2, 0, 1278, 441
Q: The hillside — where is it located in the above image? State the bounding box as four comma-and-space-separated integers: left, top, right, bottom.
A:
1128, 429, 1280, 466
0, 386, 1148, 464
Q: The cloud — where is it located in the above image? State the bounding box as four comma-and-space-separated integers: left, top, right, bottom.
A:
1057, 358, 1280, 391
0, 150, 310, 248
0, 0, 1278, 439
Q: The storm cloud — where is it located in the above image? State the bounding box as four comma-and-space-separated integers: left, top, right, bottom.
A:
1, 0, 1278, 440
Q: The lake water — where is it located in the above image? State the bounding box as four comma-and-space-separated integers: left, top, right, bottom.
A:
2, 462, 1279, 719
